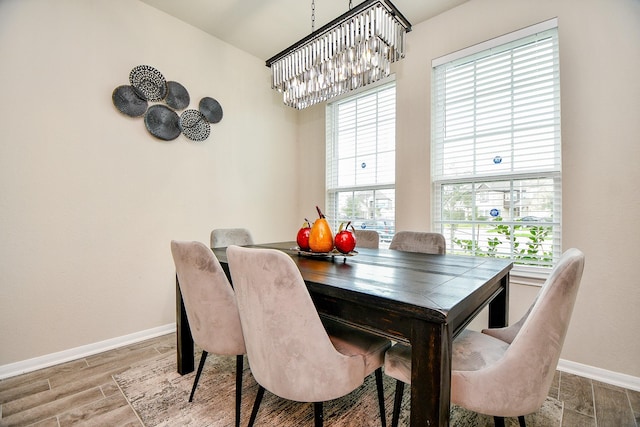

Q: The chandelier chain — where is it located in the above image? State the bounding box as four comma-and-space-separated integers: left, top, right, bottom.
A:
349, 0, 352, 9
311, 0, 315, 31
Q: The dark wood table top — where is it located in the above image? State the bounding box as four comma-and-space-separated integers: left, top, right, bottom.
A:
212, 241, 513, 341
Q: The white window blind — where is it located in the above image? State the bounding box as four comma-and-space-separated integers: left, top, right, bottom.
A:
326, 81, 396, 246
432, 21, 561, 268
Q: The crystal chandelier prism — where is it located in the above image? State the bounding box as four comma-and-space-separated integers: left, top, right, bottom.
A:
265, 0, 411, 109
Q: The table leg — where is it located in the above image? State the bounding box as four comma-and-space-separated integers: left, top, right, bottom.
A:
488, 273, 510, 328
410, 320, 451, 427
176, 275, 194, 374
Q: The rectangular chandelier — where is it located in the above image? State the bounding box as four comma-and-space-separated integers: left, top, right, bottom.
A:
265, 0, 411, 109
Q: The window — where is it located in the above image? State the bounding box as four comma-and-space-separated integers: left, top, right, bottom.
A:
432, 19, 561, 269
326, 81, 396, 247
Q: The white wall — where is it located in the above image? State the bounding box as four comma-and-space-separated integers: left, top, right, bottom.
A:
0, 0, 298, 365
298, 0, 640, 378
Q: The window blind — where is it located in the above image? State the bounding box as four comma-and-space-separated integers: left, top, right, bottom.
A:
326, 81, 396, 245
432, 23, 561, 268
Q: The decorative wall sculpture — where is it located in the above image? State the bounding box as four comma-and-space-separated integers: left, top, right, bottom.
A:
112, 65, 223, 142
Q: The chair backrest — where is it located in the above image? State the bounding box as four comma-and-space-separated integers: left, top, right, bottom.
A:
389, 231, 446, 254
226, 245, 365, 402
453, 248, 585, 416
171, 240, 245, 355
354, 229, 380, 249
211, 228, 254, 248
505, 248, 584, 407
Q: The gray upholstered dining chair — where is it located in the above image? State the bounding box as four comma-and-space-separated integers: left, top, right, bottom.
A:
226, 245, 391, 427
354, 229, 380, 249
384, 248, 585, 427
388, 231, 446, 254
171, 240, 246, 427
211, 227, 254, 248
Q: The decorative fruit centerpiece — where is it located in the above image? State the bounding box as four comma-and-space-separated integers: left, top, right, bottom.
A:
308, 206, 334, 252
296, 219, 311, 251
334, 221, 357, 254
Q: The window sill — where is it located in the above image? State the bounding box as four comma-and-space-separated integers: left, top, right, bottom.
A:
509, 265, 550, 287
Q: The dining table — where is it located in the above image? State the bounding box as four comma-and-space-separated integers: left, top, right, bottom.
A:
175, 241, 513, 427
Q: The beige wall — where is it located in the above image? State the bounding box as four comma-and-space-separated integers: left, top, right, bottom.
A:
297, 0, 640, 377
1, 0, 638, 381
0, 0, 298, 365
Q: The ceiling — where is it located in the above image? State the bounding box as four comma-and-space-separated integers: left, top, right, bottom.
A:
138, 0, 468, 61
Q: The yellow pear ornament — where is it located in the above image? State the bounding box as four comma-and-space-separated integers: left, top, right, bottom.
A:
308, 206, 334, 252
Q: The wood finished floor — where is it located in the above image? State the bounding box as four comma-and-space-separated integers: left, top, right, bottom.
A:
1, 333, 638, 426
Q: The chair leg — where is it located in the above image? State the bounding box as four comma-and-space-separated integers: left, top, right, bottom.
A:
518, 415, 527, 427
235, 355, 243, 427
391, 380, 405, 427
374, 368, 387, 427
493, 416, 506, 427
189, 350, 208, 402
313, 402, 324, 427
247, 385, 265, 427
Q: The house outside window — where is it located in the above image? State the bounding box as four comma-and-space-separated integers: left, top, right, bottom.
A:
432, 19, 561, 269
326, 81, 396, 247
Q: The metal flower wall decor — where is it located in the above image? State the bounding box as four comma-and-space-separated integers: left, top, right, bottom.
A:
112, 65, 223, 142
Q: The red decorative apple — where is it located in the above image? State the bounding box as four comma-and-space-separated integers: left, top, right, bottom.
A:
334, 221, 357, 254
296, 219, 312, 251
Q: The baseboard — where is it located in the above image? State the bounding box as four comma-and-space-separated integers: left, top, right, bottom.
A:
0, 323, 176, 380
558, 358, 640, 392
2, 324, 638, 393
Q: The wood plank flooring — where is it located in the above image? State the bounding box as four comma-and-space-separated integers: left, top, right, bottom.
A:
1, 333, 638, 426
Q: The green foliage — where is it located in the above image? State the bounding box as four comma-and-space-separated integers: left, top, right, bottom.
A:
451, 217, 553, 266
